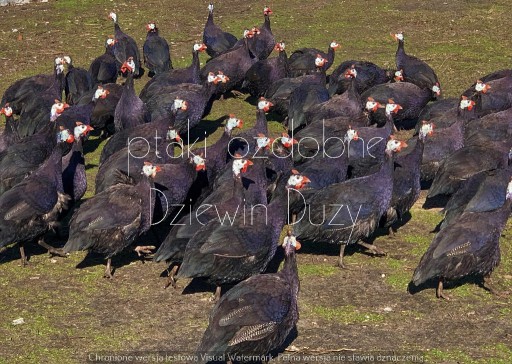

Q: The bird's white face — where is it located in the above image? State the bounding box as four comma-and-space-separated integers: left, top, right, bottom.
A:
232, 158, 253, 176
385, 102, 402, 115
256, 135, 273, 151
283, 234, 301, 250
147, 23, 156, 31
344, 128, 359, 142
315, 55, 327, 67
258, 99, 273, 112
166, 129, 181, 142
93, 86, 109, 100
330, 41, 340, 50
51, 101, 69, 117
55, 57, 64, 65
58, 129, 74, 143
216, 72, 229, 83
73, 123, 94, 138
208, 3, 214, 12
0, 105, 13, 117
280, 134, 297, 148
459, 97, 475, 110
344, 67, 357, 79
106, 38, 116, 46
173, 98, 188, 111
419, 122, 434, 139
142, 163, 161, 178
226, 115, 243, 131
193, 43, 207, 52
393, 32, 404, 41
109, 12, 117, 22
63, 56, 71, 65
365, 99, 380, 112
386, 138, 407, 153
287, 172, 311, 190
207, 72, 219, 84
121, 57, 136, 73
432, 83, 441, 96
475, 80, 491, 93
192, 155, 206, 171
506, 179, 512, 200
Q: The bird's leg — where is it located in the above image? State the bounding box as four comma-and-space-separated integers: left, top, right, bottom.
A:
230, 90, 245, 98
357, 241, 387, 256
103, 258, 113, 279
388, 226, 395, 236
436, 278, 450, 300
481, 274, 509, 297
134, 245, 156, 264
19, 242, 27, 266
164, 265, 180, 289
210, 286, 222, 302
336, 244, 347, 269
37, 238, 68, 257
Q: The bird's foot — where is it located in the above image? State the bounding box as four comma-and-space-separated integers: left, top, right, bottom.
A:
210, 286, 222, 303
388, 226, 395, 236
164, 266, 179, 289
38, 239, 69, 258
357, 241, 387, 256
482, 277, 509, 297
230, 90, 245, 98
436, 279, 450, 300
103, 259, 113, 279
134, 245, 156, 257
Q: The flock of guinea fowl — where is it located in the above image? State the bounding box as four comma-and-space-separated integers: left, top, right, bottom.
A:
0, 2, 511, 360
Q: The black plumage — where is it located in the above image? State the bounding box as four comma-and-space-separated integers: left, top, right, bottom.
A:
143, 23, 172, 77
247, 6, 276, 61
202, 2, 238, 58
328, 60, 391, 96
288, 41, 339, 77
109, 12, 144, 77
89, 38, 118, 86
63, 56, 94, 105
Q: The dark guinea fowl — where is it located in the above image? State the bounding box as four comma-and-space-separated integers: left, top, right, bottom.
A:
195, 232, 300, 361
417, 98, 459, 123
140, 43, 207, 102
0, 117, 66, 196
89, 38, 118, 86
1, 56, 65, 115
202, 1, 238, 58
153, 157, 248, 288
177, 169, 309, 300
108, 12, 144, 77
292, 137, 406, 268
464, 105, 512, 145
461, 78, 512, 118
200, 35, 258, 96
0, 105, 19, 153
143, 22, 172, 77
247, 6, 276, 61
345, 103, 398, 178
328, 60, 391, 96
242, 41, 289, 97
145, 73, 224, 133
391, 32, 441, 100
361, 81, 432, 128
64, 163, 161, 278
63, 56, 93, 105
441, 167, 512, 229
100, 102, 184, 165
114, 58, 151, 132
0, 136, 73, 265
62, 123, 94, 203
411, 179, 512, 299
302, 66, 362, 129
288, 41, 340, 77
55, 86, 109, 131
15, 97, 68, 138
265, 67, 327, 117
76, 83, 122, 135
95, 129, 182, 195
383, 123, 433, 233
427, 136, 512, 198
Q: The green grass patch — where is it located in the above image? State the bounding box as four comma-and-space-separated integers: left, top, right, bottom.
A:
311, 304, 385, 325
297, 263, 338, 278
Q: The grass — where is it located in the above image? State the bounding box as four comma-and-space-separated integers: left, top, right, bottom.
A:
310, 304, 385, 325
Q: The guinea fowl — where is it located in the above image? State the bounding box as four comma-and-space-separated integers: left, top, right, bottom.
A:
361, 81, 432, 128
202, 1, 238, 58
62, 123, 93, 203
89, 38, 118, 86
63, 56, 93, 105
64, 163, 161, 278
0, 105, 19, 153
411, 179, 512, 299
300, 66, 362, 129
461, 77, 512, 118
1, 57, 65, 114
145, 72, 225, 133
0, 116, 65, 196
417, 98, 459, 123
55, 86, 110, 131
242, 41, 289, 97
391, 32, 441, 99
0, 135, 73, 265
288, 41, 340, 77
100, 101, 185, 165
109, 12, 143, 77
200, 35, 258, 96
440, 167, 512, 229
114, 58, 151, 132
195, 232, 300, 361
328, 60, 391, 96
75, 83, 122, 135
176, 169, 310, 300
15, 97, 68, 138
383, 123, 433, 233
139, 43, 207, 102
265, 65, 327, 117
464, 104, 512, 145
292, 137, 407, 268
247, 6, 276, 60
143, 22, 172, 77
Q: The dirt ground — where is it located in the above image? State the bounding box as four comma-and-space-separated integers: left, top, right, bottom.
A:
1, 1, 512, 363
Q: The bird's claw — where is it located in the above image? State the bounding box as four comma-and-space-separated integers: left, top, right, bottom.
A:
134, 245, 156, 257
